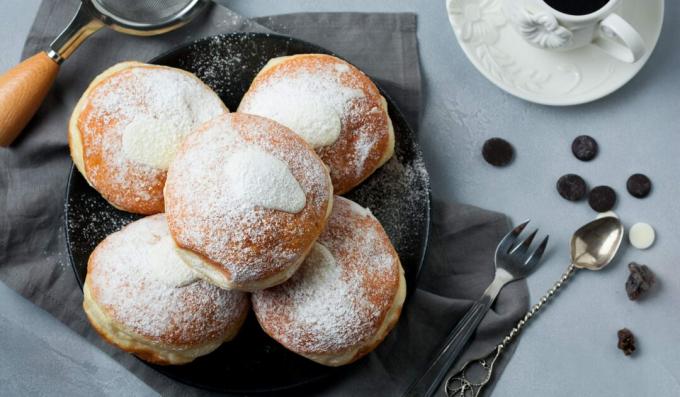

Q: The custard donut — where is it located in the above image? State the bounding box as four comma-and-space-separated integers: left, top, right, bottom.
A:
69, 62, 228, 214
252, 196, 406, 366
164, 113, 333, 292
238, 54, 395, 194
83, 214, 249, 365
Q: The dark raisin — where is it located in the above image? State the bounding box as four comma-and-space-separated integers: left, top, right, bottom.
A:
588, 186, 616, 212
617, 328, 636, 356
556, 174, 587, 201
625, 262, 655, 301
627, 174, 652, 198
482, 138, 514, 167
571, 135, 598, 161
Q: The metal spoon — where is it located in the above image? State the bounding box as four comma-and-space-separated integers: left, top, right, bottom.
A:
446, 216, 624, 397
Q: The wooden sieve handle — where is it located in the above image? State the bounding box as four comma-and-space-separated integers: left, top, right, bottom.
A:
0, 52, 60, 147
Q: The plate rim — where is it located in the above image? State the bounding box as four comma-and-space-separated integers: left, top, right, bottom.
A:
63, 31, 431, 393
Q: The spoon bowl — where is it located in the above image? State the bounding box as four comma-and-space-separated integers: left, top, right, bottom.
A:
570, 216, 624, 271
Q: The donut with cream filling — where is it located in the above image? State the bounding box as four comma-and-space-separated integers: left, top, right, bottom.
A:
164, 113, 334, 291
238, 54, 395, 195
69, 61, 228, 214
83, 214, 249, 365
252, 196, 406, 366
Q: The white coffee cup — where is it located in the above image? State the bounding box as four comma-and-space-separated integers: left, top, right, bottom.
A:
502, 0, 645, 63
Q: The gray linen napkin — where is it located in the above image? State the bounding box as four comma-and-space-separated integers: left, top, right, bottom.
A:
0, 1, 529, 395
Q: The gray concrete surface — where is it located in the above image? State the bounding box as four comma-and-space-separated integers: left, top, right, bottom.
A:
1, 0, 679, 395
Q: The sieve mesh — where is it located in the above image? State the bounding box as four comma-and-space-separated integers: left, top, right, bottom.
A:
92, 0, 196, 24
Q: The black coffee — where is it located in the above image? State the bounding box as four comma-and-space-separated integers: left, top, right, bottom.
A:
543, 0, 610, 16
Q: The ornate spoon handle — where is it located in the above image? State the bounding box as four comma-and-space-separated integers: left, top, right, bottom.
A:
445, 264, 578, 397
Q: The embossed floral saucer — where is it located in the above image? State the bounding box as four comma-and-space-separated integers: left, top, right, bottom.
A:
445, 0, 664, 105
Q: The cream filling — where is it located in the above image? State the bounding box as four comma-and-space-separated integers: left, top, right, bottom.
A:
255, 56, 395, 169
120, 117, 185, 170
174, 236, 312, 293
146, 235, 200, 287
172, 170, 334, 292
82, 279, 243, 365
240, 55, 348, 149
223, 147, 306, 213
244, 94, 343, 149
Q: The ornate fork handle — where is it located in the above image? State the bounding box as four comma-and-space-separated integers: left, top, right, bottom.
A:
446, 264, 578, 397
403, 298, 492, 397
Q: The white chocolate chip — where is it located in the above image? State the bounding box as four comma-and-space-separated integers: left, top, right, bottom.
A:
629, 223, 655, 250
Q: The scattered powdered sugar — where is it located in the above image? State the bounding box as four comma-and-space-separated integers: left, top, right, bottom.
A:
175, 34, 294, 109
89, 214, 248, 344
239, 68, 362, 149
346, 153, 430, 273
253, 198, 400, 354
177, 35, 250, 102
82, 64, 226, 204
66, 185, 140, 269
223, 147, 306, 213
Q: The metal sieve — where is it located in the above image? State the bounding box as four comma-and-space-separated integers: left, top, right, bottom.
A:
0, 0, 210, 146
49, 0, 210, 62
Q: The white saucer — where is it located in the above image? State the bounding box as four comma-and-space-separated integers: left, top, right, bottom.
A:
445, 0, 664, 106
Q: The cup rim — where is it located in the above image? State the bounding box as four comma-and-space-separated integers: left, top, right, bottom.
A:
540, 0, 619, 22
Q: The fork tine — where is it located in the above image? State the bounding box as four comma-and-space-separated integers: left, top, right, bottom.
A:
510, 229, 538, 257
497, 220, 530, 254
524, 235, 549, 272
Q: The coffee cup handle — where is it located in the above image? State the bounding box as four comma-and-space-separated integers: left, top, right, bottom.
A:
592, 13, 645, 63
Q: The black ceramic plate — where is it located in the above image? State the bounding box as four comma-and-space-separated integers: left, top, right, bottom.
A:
65, 32, 430, 393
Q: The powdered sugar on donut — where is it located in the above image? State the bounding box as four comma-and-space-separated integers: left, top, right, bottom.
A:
252, 197, 401, 354
90, 66, 226, 171
224, 147, 306, 213
164, 114, 332, 286
239, 69, 359, 148
238, 55, 393, 194
87, 214, 248, 345
286, 243, 368, 350
79, 64, 227, 212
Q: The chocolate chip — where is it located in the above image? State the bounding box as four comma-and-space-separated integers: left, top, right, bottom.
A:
617, 328, 636, 356
572, 135, 598, 161
627, 174, 652, 198
482, 138, 514, 167
588, 186, 616, 212
556, 174, 587, 201
625, 262, 655, 301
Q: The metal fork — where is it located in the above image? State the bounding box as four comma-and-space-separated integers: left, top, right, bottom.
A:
402, 221, 549, 397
